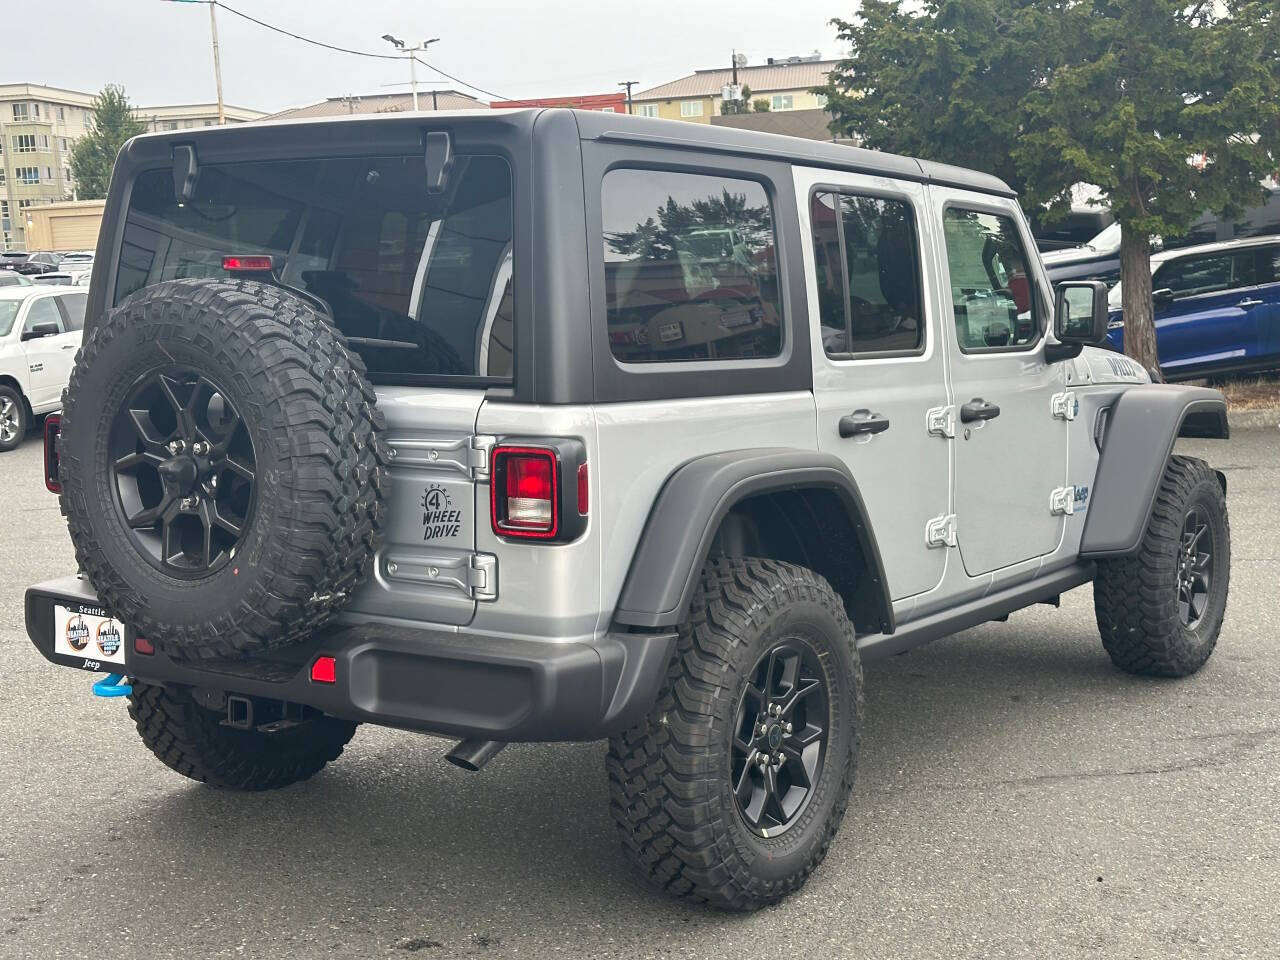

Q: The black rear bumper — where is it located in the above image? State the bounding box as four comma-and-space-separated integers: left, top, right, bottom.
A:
25, 576, 676, 742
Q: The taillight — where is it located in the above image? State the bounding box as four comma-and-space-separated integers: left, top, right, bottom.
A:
492, 446, 559, 538
222, 255, 276, 273
43, 414, 61, 493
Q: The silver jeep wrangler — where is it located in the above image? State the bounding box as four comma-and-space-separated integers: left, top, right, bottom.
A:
26, 110, 1230, 911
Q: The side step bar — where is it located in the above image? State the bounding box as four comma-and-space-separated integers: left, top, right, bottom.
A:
857, 562, 1095, 659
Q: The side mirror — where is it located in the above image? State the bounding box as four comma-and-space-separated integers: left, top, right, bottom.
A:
1152, 287, 1174, 307
21, 321, 61, 342
1047, 280, 1110, 361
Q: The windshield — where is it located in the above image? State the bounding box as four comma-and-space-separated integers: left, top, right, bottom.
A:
0, 301, 20, 337
115, 154, 515, 382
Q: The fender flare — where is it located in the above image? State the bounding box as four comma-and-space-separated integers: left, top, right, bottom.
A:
611, 448, 894, 633
1080, 384, 1228, 558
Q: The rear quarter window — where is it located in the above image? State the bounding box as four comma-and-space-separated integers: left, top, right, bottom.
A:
601, 168, 783, 363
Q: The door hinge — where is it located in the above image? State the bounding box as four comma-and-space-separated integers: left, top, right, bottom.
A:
1050, 391, 1078, 421
925, 513, 957, 548
468, 552, 498, 601
926, 404, 956, 438
469, 435, 496, 480
1049, 486, 1076, 516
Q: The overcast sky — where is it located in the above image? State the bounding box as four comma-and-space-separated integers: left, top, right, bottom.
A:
10, 1, 848, 113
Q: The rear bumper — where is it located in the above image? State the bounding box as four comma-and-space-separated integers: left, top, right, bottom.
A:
25, 576, 676, 742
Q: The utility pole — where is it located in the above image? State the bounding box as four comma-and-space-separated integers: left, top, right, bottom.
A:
382, 35, 440, 112
209, 1, 225, 124
161, 0, 225, 124
618, 80, 637, 115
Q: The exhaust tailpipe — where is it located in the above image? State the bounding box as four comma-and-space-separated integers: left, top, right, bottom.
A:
445, 738, 506, 772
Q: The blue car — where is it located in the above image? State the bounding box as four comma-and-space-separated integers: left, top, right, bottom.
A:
1107, 236, 1280, 380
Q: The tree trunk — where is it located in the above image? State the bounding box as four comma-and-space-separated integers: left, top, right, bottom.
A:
1119, 222, 1162, 380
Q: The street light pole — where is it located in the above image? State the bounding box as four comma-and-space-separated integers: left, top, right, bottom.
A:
383, 35, 440, 112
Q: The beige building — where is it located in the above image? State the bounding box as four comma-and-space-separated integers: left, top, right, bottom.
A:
1, 83, 265, 250
23, 198, 106, 252
630, 56, 838, 124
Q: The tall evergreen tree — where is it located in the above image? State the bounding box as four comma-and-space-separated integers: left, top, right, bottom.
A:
817, 1, 1280, 377
70, 85, 147, 200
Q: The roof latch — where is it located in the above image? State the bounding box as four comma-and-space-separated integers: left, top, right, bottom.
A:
424, 130, 454, 195
172, 144, 199, 205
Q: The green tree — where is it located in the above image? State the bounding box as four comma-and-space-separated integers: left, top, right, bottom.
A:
817, 1, 1280, 376
70, 85, 147, 199
752, 98, 771, 113
1017, 0, 1280, 374
816, 1, 1070, 197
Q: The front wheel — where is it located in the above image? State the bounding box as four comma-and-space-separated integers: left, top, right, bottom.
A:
1094, 455, 1230, 677
607, 558, 862, 911
0, 385, 28, 453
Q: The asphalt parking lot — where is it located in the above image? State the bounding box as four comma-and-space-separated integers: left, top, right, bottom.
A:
1, 424, 1277, 960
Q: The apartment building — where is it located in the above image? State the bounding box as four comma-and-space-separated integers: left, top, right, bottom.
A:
1, 84, 265, 249
630, 55, 838, 124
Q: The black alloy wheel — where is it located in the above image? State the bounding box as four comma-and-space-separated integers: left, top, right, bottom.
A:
1177, 506, 1214, 628
731, 642, 829, 837
108, 367, 256, 577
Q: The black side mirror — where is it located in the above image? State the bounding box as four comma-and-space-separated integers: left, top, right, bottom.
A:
1152, 287, 1174, 307
1046, 280, 1110, 361
21, 321, 61, 342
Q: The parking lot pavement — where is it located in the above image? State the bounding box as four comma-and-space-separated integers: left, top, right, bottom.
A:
1, 426, 1277, 960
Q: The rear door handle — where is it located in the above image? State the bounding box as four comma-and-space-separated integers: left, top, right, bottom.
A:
960, 398, 1001, 423
838, 409, 891, 438
1237, 298, 1264, 309
60, 343, 77, 350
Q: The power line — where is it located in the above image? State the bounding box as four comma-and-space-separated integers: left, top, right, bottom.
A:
177, 1, 513, 101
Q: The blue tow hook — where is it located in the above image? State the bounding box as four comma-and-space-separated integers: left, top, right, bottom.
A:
92, 673, 133, 698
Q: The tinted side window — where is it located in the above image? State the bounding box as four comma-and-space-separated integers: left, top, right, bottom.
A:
810, 191, 924, 356
22, 297, 63, 333
602, 168, 782, 363
1155, 252, 1255, 299
56, 292, 87, 330
943, 208, 1038, 351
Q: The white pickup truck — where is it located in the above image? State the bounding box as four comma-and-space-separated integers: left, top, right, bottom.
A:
0, 286, 86, 451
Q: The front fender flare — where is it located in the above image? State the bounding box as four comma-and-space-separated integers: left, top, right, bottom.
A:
612, 448, 893, 633
1080, 384, 1228, 558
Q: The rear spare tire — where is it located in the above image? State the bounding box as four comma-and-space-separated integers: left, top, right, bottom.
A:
59, 278, 387, 660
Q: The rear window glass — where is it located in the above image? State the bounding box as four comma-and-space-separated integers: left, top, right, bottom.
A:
602, 168, 783, 364
115, 155, 514, 381
57, 292, 87, 329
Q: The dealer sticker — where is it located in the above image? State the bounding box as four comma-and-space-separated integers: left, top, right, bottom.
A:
53, 603, 126, 670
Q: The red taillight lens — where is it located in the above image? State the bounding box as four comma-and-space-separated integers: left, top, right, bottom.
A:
222, 255, 276, 273
310, 656, 337, 684
134, 637, 155, 656
43, 414, 61, 493
577, 461, 588, 516
492, 446, 558, 538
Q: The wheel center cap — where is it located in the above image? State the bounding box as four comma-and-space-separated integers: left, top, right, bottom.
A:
766, 724, 784, 751
158, 454, 199, 493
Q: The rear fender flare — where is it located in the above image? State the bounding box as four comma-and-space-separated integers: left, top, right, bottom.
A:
612, 449, 893, 633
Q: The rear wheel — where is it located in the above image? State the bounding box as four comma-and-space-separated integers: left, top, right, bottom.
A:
128, 683, 357, 791
1094, 455, 1230, 677
0, 385, 28, 452
607, 557, 862, 911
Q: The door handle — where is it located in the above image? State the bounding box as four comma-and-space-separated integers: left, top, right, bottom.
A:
838, 409, 891, 438
60, 343, 77, 350
960, 398, 1001, 423
1237, 298, 1264, 309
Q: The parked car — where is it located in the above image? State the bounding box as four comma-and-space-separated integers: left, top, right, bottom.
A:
24, 112, 1230, 912
0, 286, 86, 451
57, 252, 94, 283
1029, 205, 1114, 253
1107, 235, 1280, 379
0, 251, 63, 276
1043, 187, 1280, 287
31, 272, 74, 286
0, 271, 34, 288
